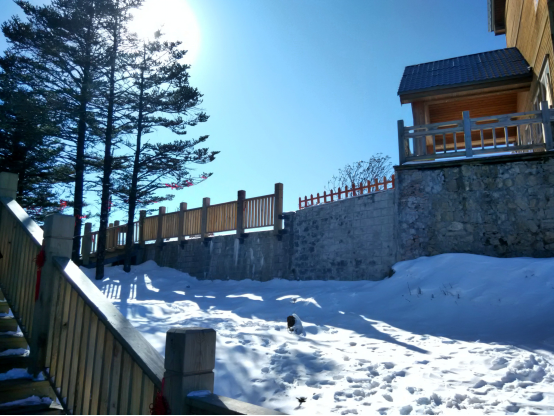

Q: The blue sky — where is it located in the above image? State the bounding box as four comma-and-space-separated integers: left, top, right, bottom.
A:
0, 0, 507, 223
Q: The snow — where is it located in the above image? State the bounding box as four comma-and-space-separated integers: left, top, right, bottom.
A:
187, 390, 212, 398
0, 395, 51, 409
0, 368, 31, 381
0, 348, 29, 357
82, 254, 554, 415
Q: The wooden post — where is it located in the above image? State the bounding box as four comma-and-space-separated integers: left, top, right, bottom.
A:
139, 210, 146, 248
201, 197, 210, 240
463, 111, 473, 157
397, 120, 406, 165
164, 328, 216, 415
82, 223, 92, 266
113, 220, 120, 247
0, 172, 18, 199
156, 207, 166, 246
274, 183, 283, 235
236, 191, 245, 238
29, 214, 74, 377
541, 100, 553, 150
178, 202, 187, 246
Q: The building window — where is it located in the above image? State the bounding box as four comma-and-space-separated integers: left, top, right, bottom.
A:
534, 58, 553, 110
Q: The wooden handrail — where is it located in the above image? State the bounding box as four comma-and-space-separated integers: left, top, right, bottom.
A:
397, 102, 554, 164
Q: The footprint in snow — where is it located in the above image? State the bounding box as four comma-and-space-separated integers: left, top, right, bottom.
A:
528, 392, 544, 401
382, 394, 393, 402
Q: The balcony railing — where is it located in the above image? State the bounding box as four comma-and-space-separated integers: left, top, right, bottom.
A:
398, 101, 554, 164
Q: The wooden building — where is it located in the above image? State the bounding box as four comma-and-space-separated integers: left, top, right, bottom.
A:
397, 0, 554, 156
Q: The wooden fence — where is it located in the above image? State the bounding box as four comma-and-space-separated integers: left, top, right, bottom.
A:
81, 183, 284, 256
299, 176, 395, 209
398, 101, 554, 164
0, 172, 284, 415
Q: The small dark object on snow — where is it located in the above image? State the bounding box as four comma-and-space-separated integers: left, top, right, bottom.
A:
287, 315, 296, 332
296, 397, 307, 405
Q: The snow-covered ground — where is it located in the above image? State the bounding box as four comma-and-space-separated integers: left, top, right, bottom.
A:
82, 254, 554, 415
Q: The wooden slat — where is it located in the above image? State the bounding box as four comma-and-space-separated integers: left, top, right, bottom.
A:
45, 267, 61, 369
89, 323, 106, 415
54, 279, 72, 390
98, 329, 114, 415
47, 273, 66, 376
74, 305, 92, 414
80, 312, 99, 415
67, 296, 85, 411
129, 362, 143, 414
61, 288, 78, 399
119, 350, 133, 415
141, 376, 155, 415
108, 340, 123, 415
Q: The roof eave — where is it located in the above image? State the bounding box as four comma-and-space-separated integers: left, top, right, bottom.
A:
398, 74, 533, 105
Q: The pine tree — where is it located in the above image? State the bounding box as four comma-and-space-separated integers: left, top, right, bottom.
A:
0, 56, 71, 221
111, 33, 217, 272
1, 0, 112, 260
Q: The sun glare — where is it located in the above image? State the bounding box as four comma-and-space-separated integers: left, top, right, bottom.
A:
129, 0, 201, 65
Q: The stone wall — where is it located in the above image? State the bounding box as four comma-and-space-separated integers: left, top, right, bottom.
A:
289, 190, 396, 280
395, 153, 554, 260
142, 153, 554, 281
142, 229, 292, 281
143, 189, 396, 281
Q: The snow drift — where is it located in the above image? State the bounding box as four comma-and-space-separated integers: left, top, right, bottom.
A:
82, 253, 554, 415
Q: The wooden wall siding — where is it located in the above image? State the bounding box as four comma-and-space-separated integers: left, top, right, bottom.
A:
244, 195, 274, 229
47, 258, 163, 414
428, 92, 518, 123
207, 202, 237, 233
506, 0, 554, 111
183, 208, 202, 236
0, 201, 42, 341
143, 216, 158, 242
161, 212, 179, 239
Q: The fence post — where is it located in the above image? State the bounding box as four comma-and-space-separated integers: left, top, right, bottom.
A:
156, 206, 166, 247
541, 101, 553, 150
0, 172, 18, 199
139, 210, 146, 248
201, 197, 210, 240
397, 120, 406, 165
82, 223, 92, 266
274, 183, 283, 236
164, 328, 216, 414
236, 190, 245, 239
29, 214, 74, 377
463, 110, 473, 157
178, 202, 187, 247
113, 220, 120, 248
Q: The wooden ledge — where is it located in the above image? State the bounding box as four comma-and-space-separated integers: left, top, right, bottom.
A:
186, 393, 286, 415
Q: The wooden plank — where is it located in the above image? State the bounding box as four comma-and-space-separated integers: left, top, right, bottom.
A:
74, 305, 91, 414
54, 279, 72, 389
61, 289, 78, 399
98, 329, 114, 415
0, 380, 56, 405
66, 296, 85, 412
14, 234, 29, 327
108, 340, 123, 415
0, 335, 28, 351
89, 323, 106, 415
0, 356, 29, 374
47, 272, 66, 375
129, 362, 143, 414
140, 376, 155, 415
0, 317, 18, 332
22, 241, 37, 337
80, 312, 99, 415
119, 350, 133, 415
44, 268, 61, 369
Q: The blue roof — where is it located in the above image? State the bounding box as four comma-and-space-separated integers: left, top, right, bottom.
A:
398, 48, 531, 96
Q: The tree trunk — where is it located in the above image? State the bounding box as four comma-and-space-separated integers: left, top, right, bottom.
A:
72, 10, 94, 263
123, 56, 145, 273
95, 10, 119, 280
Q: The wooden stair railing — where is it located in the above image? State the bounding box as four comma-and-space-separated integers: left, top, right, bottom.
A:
0, 172, 286, 415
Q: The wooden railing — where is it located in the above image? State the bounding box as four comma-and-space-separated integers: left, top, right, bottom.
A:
398, 101, 554, 164
0, 172, 285, 415
299, 176, 395, 209
81, 183, 284, 256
